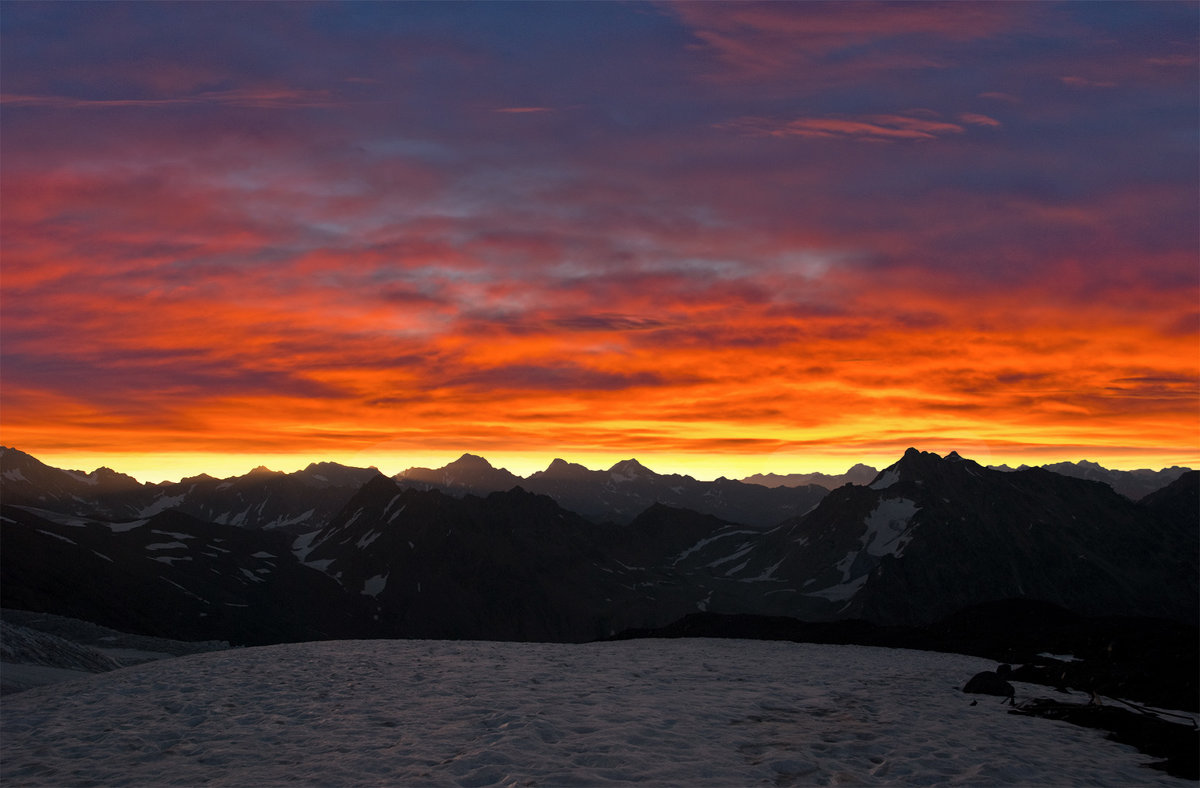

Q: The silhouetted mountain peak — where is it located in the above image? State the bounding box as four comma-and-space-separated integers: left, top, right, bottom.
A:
447, 453, 494, 470
900, 447, 982, 471
1026, 460, 1194, 499
868, 449, 988, 492
1140, 470, 1200, 529
630, 501, 728, 528
245, 466, 283, 478
395, 453, 520, 492
1, 446, 143, 493
536, 458, 594, 478
67, 465, 144, 488
302, 460, 374, 474
608, 458, 654, 481
297, 461, 382, 488
869, 448, 929, 487
358, 472, 403, 497
0, 446, 34, 464
481, 485, 563, 512
740, 463, 879, 490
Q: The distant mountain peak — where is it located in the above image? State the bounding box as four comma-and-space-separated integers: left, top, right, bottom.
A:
395, 452, 519, 492
888, 447, 940, 473
608, 458, 654, 481
67, 465, 143, 487
0, 445, 28, 461
245, 466, 283, 477
537, 458, 593, 478
741, 463, 879, 490
895, 448, 976, 467
303, 460, 366, 473
869, 448, 989, 490
297, 461, 383, 488
448, 453, 494, 469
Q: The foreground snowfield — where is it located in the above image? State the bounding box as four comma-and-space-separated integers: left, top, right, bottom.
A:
1, 639, 1186, 786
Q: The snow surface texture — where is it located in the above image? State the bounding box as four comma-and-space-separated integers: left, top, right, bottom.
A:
0, 639, 1183, 787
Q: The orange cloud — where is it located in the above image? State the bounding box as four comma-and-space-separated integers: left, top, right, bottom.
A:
2, 1, 1195, 482
8, 232, 1195, 481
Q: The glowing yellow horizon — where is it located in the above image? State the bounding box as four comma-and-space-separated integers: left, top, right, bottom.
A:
14, 443, 1196, 487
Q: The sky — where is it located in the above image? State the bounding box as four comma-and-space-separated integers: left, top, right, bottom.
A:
2, 1, 1197, 483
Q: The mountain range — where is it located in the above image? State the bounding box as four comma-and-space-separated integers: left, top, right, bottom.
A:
989, 459, 1196, 500
397, 453, 831, 527
743, 459, 1196, 501
2, 445, 1195, 652
741, 463, 880, 489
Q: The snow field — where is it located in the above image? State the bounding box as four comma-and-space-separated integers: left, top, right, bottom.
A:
0, 639, 1182, 787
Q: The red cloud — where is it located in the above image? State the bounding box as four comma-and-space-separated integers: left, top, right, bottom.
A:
957, 113, 1001, 127
1, 87, 340, 109
1059, 75, 1118, 89
718, 113, 965, 142
669, 2, 1042, 80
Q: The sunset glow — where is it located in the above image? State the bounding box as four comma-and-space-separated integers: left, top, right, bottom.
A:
2, 2, 1197, 482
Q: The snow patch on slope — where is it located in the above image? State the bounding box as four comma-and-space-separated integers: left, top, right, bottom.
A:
138, 494, 185, 518
146, 542, 188, 551
808, 498, 921, 603
862, 498, 921, 558
291, 530, 319, 562
107, 519, 149, 533
869, 469, 900, 490
36, 530, 76, 545
361, 574, 388, 597
808, 574, 869, 602
261, 509, 316, 530
671, 530, 755, 565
